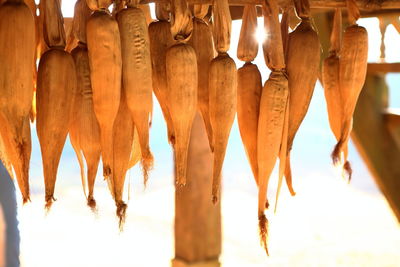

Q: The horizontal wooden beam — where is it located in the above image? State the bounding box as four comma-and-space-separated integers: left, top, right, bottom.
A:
140, 0, 400, 11
368, 63, 400, 73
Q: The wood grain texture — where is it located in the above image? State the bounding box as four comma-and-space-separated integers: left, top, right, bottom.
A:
174, 112, 221, 264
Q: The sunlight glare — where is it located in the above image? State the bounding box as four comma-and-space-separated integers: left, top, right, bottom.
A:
255, 26, 267, 44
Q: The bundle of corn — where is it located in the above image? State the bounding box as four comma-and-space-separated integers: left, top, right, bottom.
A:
210, 0, 237, 203
0, 0, 36, 203
257, 0, 289, 254
284, 0, 320, 196
327, 0, 368, 180
69, 0, 102, 210
149, 2, 175, 144
86, 0, 122, 190
37, 0, 77, 209
112, 92, 134, 229
117, 0, 154, 186
166, 0, 197, 186
237, 4, 262, 186
189, 4, 214, 151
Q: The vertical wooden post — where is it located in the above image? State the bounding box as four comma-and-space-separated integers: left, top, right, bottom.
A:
172, 112, 221, 267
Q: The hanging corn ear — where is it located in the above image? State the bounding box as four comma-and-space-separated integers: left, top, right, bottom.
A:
210, 0, 237, 204
237, 63, 262, 185
237, 4, 260, 185
149, 3, 175, 144
0, 0, 35, 203
117, 0, 154, 186
324, 8, 344, 175
332, 0, 368, 180
167, 0, 197, 186
257, 0, 289, 254
87, 9, 122, 182
112, 92, 134, 230
70, 43, 102, 210
285, 0, 320, 196
37, 0, 77, 209
189, 5, 214, 152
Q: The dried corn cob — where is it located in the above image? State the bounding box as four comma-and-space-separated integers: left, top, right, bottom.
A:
257, 0, 289, 254
117, 0, 154, 186
189, 5, 214, 151
237, 4, 260, 185
167, 0, 197, 186
285, 0, 320, 195
332, 0, 368, 180
86, 8, 122, 184
149, 3, 175, 144
0, 0, 36, 203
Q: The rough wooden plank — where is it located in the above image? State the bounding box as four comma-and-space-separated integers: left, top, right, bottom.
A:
174, 112, 221, 265
140, 0, 400, 10
368, 63, 400, 73
351, 74, 400, 222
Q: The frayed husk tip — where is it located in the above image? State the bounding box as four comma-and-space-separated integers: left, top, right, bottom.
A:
87, 196, 97, 213
258, 213, 269, 256
141, 153, 154, 187
45, 195, 56, 212
344, 160, 353, 182
116, 202, 127, 231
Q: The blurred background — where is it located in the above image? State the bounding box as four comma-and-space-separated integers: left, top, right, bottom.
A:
0, 2, 399, 267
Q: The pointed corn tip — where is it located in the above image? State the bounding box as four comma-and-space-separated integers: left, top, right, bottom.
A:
45, 195, 56, 213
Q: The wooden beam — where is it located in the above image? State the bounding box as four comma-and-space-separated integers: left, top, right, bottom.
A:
351, 74, 400, 222
173, 112, 221, 267
383, 109, 400, 148
140, 0, 400, 10
367, 63, 400, 73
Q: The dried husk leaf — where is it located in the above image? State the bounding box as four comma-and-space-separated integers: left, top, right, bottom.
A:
262, 0, 285, 70
128, 127, 141, 169
212, 0, 231, 53
294, 0, 310, 19
189, 17, 214, 152
193, 4, 209, 20
37, 49, 77, 209
117, 6, 154, 186
346, 0, 360, 25
170, 0, 193, 41
70, 43, 101, 210
166, 43, 198, 186
113, 92, 134, 229
155, 2, 170, 21
237, 5, 258, 62
324, 8, 342, 159
73, 0, 92, 44
210, 53, 237, 203
42, 0, 66, 48
0, 0, 35, 202
86, 0, 113, 11
149, 20, 176, 144
237, 62, 262, 185
86, 10, 122, 181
